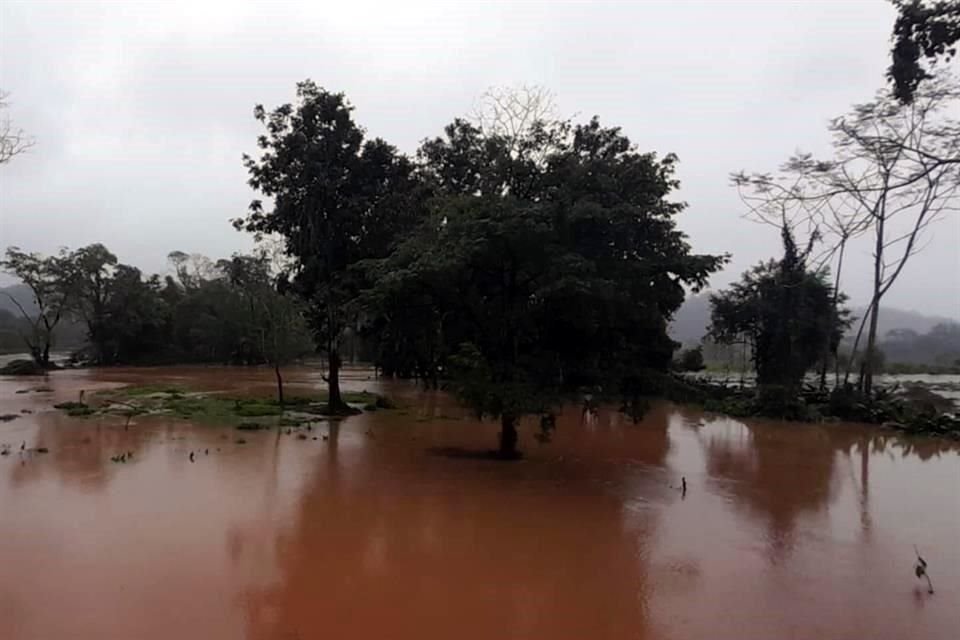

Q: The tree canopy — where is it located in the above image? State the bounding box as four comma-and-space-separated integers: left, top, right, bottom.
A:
888, 0, 960, 103
367, 111, 726, 455
709, 228, 849, 414
235, 80, 423, 412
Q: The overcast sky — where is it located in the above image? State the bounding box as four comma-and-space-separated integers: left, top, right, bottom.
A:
1, 0, 958, 317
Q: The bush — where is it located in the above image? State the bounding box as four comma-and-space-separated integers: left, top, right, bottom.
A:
0, 359, 46, 376
675, 347, 706, 372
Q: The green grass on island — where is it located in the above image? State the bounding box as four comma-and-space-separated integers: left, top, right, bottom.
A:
53, 384, 394, 426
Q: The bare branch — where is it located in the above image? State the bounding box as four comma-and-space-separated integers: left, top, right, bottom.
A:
0, 90, 35, 164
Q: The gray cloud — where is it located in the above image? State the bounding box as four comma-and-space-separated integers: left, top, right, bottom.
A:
1, 0, 957, 317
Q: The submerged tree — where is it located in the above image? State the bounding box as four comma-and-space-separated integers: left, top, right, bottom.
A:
236, 80, 421, 413
709, 228, 848, 413
370, 107, 725, 456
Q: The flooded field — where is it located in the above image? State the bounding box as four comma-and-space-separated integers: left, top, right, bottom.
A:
1, 366, 958, 639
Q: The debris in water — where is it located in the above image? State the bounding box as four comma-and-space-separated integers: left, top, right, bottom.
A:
189, 452, 195, 462
914, 546, 934, 594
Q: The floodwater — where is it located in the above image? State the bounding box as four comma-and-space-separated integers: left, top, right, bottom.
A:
1, 366, 958, 640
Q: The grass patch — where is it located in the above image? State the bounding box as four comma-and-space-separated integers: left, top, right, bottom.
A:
119, 385, 187, 397
58, 384, 396, 425
235, 401, 283, 417
52, 401, 96, 417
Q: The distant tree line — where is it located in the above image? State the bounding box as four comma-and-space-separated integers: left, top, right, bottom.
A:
867, 322, 960, 372
1, 245, 312, 379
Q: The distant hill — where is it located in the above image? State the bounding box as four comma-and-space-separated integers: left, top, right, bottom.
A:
0, 283, 38, 315
668, 293, 712, 346
669, 292, 959, 347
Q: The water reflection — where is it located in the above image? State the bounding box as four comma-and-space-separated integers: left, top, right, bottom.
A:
700, 419, 841, 561
239, 416, 655, 640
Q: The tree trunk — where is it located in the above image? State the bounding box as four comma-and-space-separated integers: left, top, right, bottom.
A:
327, 349, 346, 413
41, 341, 51, 367
499, 414, 518, 458
27, 344, 42, 367
274, 363, 284, 406
863, 303, 881, 395
862, 217, 885, 395
820, 238, 846, 390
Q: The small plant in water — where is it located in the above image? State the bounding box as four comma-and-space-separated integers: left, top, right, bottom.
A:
914, 546, 934, 594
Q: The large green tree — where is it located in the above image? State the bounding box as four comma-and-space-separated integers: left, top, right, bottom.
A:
63, 243, 119, 363
236, 80, 420, 413
370, 113, 725, 456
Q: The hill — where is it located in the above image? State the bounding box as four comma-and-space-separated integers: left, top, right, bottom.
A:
670, 292, 959, 348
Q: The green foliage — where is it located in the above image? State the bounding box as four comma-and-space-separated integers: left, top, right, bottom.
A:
3, 242, 315, 368
710, 227, 848, 401
368, 112, 726, 453
889, 1, 960, 103
53, 401, 94, 417
235, 80, 424, 410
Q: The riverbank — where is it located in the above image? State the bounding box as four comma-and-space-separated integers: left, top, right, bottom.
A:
669, 373, 960, 439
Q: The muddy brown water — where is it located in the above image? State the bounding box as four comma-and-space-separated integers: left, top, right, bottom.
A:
1, 366, 958, 640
